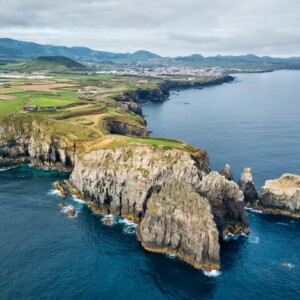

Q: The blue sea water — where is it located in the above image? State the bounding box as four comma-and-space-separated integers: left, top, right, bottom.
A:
1, 71, 300, 299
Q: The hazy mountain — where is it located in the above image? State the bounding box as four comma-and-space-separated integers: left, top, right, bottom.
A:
0, 56, 86, 72
1, 38, 300, 70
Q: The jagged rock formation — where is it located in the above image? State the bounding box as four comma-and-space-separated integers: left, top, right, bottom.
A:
239, 168, 258, 204
105, 118, 148, 136
114, 76, 235, 104
220, 164, 234, 181
0, 108, 249, 270
198, 172, 249, 235
0, 115, 75, 170
138, 182, 220, 270
69, 145, 211, 220
259, 174, 300, 217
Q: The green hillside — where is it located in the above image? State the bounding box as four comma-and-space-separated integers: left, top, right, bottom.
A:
0, 56, 86, 72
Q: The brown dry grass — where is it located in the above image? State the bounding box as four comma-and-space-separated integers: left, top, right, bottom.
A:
11, 81, 77, 92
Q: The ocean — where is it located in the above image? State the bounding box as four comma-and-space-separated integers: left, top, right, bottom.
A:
1, 70, 300, 299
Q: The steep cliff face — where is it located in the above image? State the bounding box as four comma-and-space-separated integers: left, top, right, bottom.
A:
0, 111, 249, 270
138, 182, 220, 270
69, 145, 211, 220
259, 174, 300, 217
114, 76, 235, 104
0, 115, 75, 169
198, 172, 249, 235
105, 118, 148, 137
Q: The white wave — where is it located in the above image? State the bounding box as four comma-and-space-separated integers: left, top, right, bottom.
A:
123, 226, 137, 235
60, 204, 74, 213
223, 233, 239, 241
202, 269, 221, 277
118, 218, 137, 227
276, 222, 289, 226
245, 207, 263, 214
60, 204, 79, 218
47, 189, 61, 196
102, 214, 117, 226
166, 253, 176, 259
71, 195, 85, 204
249, 235, 260, 244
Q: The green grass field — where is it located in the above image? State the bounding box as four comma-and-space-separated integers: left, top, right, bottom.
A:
0, 98, 27, 117
30, 95, 77, 107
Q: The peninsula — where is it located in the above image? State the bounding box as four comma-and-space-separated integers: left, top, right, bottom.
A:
0, 55, 298, 271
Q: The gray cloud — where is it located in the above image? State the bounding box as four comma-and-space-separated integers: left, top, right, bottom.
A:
0, 0, 299, 56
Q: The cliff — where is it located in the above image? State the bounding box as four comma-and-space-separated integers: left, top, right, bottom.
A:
114, 75, 234, 103
258, 174, 300, 217
138, 182, 220, 270
0, 84, 249, 270
69, 145, 211, 220
0, 114, 76, 170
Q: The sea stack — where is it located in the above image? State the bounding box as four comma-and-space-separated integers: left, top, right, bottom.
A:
198, 171, 249, 236
259, 174, 300, 217
239, 168, 258, 204
220, 164, 234, 181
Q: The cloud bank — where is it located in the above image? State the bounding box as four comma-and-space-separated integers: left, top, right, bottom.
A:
0, 0, 299, 56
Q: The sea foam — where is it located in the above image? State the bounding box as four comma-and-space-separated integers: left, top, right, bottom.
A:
202, 269, 221, 277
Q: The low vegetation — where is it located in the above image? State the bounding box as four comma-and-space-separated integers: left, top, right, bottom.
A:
0, 66, 221, 153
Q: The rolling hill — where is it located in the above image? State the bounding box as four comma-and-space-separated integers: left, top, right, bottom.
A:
1, 38, 300, 70
0, 56, 86, 72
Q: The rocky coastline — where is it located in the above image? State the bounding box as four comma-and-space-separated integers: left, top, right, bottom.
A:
114, 75, 235, 104
0, 74, 298, 271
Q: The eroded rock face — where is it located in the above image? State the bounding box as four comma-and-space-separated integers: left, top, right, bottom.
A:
198, 172, 249, 235
0, 115, 75, 170
220, 164, 234, 181
238, 168, 258, 204
260, 174, 300, 216
105, 118, 148, 137
138, 182, 220, 270
69, 145, 211, 220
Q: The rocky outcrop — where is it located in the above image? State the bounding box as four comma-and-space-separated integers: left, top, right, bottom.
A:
69, 145, 211, 221
259, 174, 300, 217
198, 172, 249, 236
220, 164, 234, 181
104, 118, 148, 136
114, 75, 235, 104
138, 182, 220, 270
238, 168, 258, 204
0, 115, 75, 170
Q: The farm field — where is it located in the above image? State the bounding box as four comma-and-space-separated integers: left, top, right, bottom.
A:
0, 71, 220, 153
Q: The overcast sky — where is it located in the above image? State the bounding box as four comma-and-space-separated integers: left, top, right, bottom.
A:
0, 0, 299, 57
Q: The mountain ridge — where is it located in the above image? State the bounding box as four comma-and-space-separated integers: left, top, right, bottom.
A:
1, 38, 300, 69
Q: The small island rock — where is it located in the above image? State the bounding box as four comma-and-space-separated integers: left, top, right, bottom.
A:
260, 174, 300, 217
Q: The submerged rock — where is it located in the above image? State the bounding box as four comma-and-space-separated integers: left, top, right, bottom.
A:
198, 172, 249, 236
53, 181, 68, 199
66, 209, 76, 217
238, 168, 258, 204
138, 182, 220, 270
259, 174, 300, 217
220, 164, 234, 181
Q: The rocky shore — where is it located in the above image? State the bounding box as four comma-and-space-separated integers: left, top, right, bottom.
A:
2, 74, 298, 271
235, 167, 300, 218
